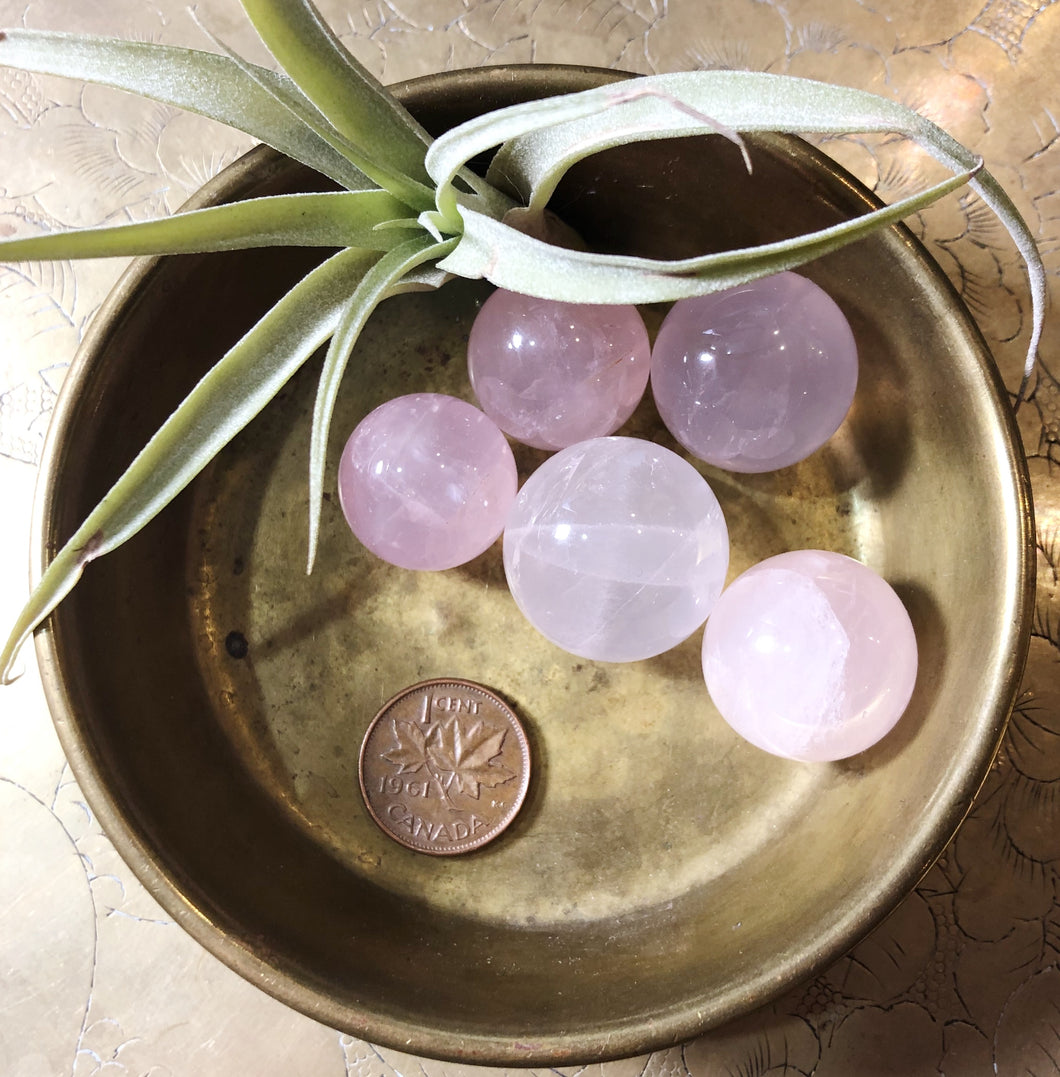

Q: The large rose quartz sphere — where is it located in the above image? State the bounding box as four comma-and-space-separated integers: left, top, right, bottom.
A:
651, 272, 858, 472
467, 289, 651, 449
702, 550, 918, 761
503, 437, 729, 662
338, 393, 517, 570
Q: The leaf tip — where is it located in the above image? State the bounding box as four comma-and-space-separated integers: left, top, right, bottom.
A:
1015, 361, 1036, 410
0, 633, 26, 686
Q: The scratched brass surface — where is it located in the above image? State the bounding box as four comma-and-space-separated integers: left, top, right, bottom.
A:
21, 66, 1032, 1065
2, 2, 1059, 1075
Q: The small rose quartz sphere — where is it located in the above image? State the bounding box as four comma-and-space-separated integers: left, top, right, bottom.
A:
467, 289, 651, 450
338, 393, 517, 570
503, 436, 729, 662
702, 550, 918, 762
651, 272, 858, 472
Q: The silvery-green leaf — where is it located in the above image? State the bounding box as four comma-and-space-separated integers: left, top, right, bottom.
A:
439, 163, 975, 302
307, 233, 457, 571
487, 71, 964, 209
436, 69, 1043, 391
239, 0, 515, 215
425, 80, 637, 228
0, 246, 381, 684
240, 0, 432, 191
427, 75, 747, 226
395, 265, 453, 292
0, 191, 415, 260
0, 29, 369, 191
197, 11, 433, 212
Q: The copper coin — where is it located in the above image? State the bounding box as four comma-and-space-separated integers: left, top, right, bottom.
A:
359, 678, 531, 855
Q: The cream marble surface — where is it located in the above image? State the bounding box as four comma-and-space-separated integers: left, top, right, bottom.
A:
3, 1, 1060, 1074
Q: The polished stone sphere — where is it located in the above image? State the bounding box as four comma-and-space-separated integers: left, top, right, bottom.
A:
467, 289, 651, 449
503, 436, 729, 662
650, 272, 858, 472
702, 550, 918, 761
338, 393, 517, 570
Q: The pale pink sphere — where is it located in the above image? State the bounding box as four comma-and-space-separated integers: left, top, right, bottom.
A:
651, 272, 858, 472
467, 289, 651, 449
504, 437, 729, 662
702, 550, 918, 762
338, 393, 517, 570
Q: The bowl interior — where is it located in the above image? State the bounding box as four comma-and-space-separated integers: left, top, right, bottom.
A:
35, 66, 1033, 1065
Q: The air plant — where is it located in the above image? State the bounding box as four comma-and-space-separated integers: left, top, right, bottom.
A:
0, 0, 1045, 683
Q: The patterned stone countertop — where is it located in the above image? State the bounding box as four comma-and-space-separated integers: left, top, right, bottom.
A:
2, 1, 1060, 1074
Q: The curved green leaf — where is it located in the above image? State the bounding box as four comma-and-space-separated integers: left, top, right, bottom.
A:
195, 12, 433, 213
0, 246, 380, 684
426, 76, 748, 227
239, 0, 432, 193
439, 162, 976, 302
0, 29, 370, 190
0, 191, 417, 261
307, 233, 458, 571
431, 71, 1043, 392
486, 71, 941, 209
498, 72, 1040, 394
425, 82, 638, 229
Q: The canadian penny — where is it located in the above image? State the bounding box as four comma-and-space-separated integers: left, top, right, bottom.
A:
359, 678, 531, 855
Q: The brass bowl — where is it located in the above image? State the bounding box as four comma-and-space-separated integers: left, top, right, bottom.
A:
34, 66, 1034, 1065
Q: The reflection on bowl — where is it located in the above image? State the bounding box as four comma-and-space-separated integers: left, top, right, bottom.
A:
34, 66, 1033, 1066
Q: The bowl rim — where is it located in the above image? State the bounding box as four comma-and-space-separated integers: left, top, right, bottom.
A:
30, 62, 1036, 1065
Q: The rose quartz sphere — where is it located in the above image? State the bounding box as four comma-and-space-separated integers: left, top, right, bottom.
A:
467, 289, 651, 449
504, 436, 729, 662
651, 272, 858, 472
338, 393, 517, 570
702, 550, 918, 762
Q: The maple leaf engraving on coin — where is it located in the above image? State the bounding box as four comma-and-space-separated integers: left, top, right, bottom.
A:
361, 680, 531, 853
382, 718, 429, 774
426, 717, 516, 799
